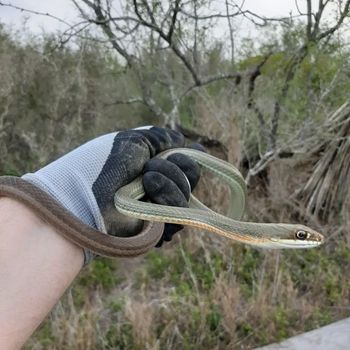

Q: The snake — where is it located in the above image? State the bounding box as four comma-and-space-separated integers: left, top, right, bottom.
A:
114, 148, 324, 249
0, 149, 324, 258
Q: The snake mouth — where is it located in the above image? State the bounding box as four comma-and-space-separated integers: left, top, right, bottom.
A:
268, 238, 323, 248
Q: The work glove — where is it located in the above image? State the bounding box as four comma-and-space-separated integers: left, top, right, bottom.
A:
19, 126, 202, 264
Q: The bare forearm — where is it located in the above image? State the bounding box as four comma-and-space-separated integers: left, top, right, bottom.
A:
0, 198, 84, 349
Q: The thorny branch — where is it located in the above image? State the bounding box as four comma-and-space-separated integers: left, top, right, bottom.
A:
0, 1, 71, 26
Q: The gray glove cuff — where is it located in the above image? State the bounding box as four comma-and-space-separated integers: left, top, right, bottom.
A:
22, 132, 120, 264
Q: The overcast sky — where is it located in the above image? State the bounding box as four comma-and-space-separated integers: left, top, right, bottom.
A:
0, 0, 77, 33
0, 0, 310, 35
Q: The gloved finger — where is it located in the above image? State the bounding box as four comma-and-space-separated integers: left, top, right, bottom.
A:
143, 170, 186, 247
166, 153, 201, 191
143, 171, 189, 207
163, 142, 205, 191
143, 158, 191, 200
135, 127, 185, 156
155, 224, 182, 247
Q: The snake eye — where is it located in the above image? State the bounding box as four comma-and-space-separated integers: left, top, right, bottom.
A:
296, 230, 308, 240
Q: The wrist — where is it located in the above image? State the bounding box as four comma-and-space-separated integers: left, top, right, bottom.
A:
0, 197, 84, 264
0, 197, 84, 348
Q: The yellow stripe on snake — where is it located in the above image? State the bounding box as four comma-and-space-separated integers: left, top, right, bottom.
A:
114, 148, 324, 249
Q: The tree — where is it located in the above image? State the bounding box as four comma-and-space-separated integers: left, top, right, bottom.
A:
242, 0, 350, 183
67, 0, 250, 128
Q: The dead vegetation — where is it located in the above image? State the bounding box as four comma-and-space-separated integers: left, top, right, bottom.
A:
297, 101, 350, 221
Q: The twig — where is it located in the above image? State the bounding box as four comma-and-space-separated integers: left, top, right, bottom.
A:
0, 1, 71, 26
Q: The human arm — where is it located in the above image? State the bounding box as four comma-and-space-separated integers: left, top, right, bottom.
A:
0, 197, 84, 350
0, 126, 202, 348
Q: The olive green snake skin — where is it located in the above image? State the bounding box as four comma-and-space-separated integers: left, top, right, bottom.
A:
114, 148, 324, 249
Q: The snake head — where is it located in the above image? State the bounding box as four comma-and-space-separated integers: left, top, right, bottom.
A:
268, 224, 324, 248
293, 225, 324, 246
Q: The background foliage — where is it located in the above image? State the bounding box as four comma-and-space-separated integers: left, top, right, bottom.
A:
1, 0, 350, 348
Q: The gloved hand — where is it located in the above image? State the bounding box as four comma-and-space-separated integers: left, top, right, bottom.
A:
20, 126, 202, 263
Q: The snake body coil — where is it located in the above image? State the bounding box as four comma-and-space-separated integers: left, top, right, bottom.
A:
0, 149, 324, 258
114, 148, 324, 249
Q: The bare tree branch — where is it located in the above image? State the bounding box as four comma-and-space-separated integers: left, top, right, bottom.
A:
246, 54, 272, 147
316, 1, 350, 41
179, 9, 240, 20
132, 0, 201, 85
166, 0, 181, 42
306, 0, 312, 39
0, 1, 71, 26
78, 0, 135, 65
245, 149, 276, 185
295, 0, 306, 16
241, 10, 293, 26
192, 0, 199, 74
180, 6, 298, 25
181, 72, 242, 98
104, 97, 143, 107
225, 0, 235, 65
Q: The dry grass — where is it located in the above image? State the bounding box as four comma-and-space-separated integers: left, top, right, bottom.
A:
124, 300, 158, 349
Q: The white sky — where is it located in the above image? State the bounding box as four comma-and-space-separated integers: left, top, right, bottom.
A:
0, 0, 77, 33
0, 0, 309, 34
2, 0, 343, 53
